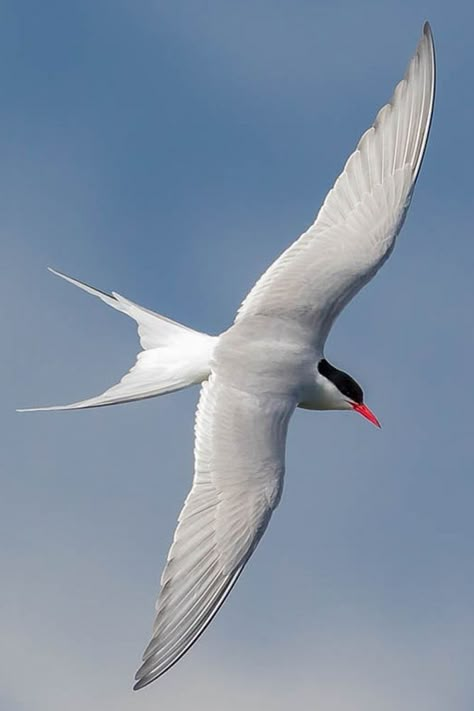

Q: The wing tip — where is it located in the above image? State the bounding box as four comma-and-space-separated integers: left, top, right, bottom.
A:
420, 21, 435, 76
132, 677, 150, 692
421, 21, 435, 65
133, 661, 163, 691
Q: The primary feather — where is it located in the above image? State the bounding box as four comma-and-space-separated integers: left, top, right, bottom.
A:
237, 23, 435, 349
134, 374, 296, 688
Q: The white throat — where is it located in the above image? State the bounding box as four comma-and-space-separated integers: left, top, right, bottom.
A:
298, 370, 354, 411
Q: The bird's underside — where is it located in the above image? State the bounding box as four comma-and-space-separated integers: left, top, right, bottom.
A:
19, 23, 435, 689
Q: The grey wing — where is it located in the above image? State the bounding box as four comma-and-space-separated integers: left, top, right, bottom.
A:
134, 375, 296, 689
236, 23, 435, 349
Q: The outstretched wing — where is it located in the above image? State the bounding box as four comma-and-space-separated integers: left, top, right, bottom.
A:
134, 374, 296, 689
237, 23, 435, 349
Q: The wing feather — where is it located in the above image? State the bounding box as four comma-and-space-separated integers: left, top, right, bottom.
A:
236, 23, 435, 348
134, 376, 296, 689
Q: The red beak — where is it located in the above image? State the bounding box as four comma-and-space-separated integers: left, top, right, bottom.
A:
351, 402, 381, 428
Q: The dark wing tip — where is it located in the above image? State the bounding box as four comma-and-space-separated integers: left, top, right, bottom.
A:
423, 21, 432, 38
132, 678, 149, 692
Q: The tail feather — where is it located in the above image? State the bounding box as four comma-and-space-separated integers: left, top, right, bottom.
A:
47, 268, 200, 350
18, 269, 217, 412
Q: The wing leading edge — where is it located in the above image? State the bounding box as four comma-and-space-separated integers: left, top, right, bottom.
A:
236, 23, 435, 349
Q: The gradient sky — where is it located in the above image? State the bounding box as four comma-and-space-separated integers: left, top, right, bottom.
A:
3, 2, 474, 709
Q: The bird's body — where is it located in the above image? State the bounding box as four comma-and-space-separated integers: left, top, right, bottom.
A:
20, 23, 436, 689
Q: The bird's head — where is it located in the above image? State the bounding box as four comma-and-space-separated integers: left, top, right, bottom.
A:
316, 359, 381, 427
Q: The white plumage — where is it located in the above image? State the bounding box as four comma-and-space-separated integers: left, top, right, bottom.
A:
17, 268, 217, 410
19, 23, 435, 689
136, 23, 435, 688
237, 23, 435, 347
135, 376, 295, 686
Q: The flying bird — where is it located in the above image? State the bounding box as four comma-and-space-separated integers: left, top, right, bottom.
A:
20, 23, 435, 689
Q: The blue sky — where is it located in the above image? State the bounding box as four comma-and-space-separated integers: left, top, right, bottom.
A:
2, 1, 474, 709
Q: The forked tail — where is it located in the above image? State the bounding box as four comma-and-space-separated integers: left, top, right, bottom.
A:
18, 269, 217, 411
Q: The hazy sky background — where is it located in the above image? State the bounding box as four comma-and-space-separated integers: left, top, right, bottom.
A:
3, 2, 474, 709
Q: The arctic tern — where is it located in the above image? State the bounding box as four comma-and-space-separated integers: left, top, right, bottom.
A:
20, 23, 435, 689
